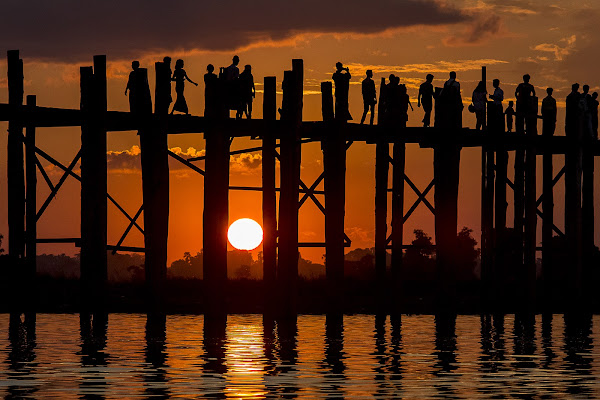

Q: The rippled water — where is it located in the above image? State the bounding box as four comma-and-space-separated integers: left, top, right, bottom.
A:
1, 313, 599, 399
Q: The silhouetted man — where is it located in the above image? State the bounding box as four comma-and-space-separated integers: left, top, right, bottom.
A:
332, 62, 352, 120
360, 70, 376, 125
566, 83, 581, 139
204, 64, 218, 118
505, 101, 515, 132
238, 64, 255, 119
488, 78, 504, 132
225, 55, 240, 81
582, 84, 593, 138
125, 61, 140, 112
418, 74, 434, 128
541, 87, 557, 137
438, 71, 462, 129
515, 74, 535, 134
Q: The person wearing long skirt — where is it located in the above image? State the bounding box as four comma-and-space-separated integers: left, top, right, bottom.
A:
171, 59, 198, 115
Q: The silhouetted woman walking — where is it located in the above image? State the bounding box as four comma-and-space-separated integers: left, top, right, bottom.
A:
171, 59, 198, 115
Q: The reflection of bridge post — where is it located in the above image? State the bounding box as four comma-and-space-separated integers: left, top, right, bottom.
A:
262, 77, 277, 313
80, 55, 108, 309
278, 60, 303, 316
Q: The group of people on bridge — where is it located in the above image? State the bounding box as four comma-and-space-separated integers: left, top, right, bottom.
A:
126, 55, 255, 119
126, 56, 599, 137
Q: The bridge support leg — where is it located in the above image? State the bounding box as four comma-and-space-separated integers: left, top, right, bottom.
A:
277, 60, 303, 316
481, 146, 494, 311
80, 56, 107, 310
7, 50, 25, 310
434, 144, 461, 312
262, 76, 277, 313
542, 142, 554, 311
523, 110, 538, 312
25, 95, 37, 309
494, 143, 507, 311
322, 81, 346, 312
582, 144, 594, 303
375, 142, 389, 291
391, 142, 405, 307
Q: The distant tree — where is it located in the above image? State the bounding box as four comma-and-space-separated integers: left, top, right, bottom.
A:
403, 229, 436, 281
234, 264, 252, 280
455, 226, 480, 281
169, 251, 203, 279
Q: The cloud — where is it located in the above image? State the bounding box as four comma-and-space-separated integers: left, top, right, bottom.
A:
102, 145, 261, 175
532, 35, 576, 61
346, 59, 509, 77
0, 0, 468, 61
443, 14, 503, 46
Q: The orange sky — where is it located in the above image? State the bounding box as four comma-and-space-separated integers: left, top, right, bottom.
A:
1, 0, 599, 264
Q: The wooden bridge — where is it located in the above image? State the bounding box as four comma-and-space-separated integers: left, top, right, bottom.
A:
1, 50, 596, 315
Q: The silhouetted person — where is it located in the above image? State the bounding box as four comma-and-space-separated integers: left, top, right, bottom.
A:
515, 74, 535, 133
399, 81, 413, 128
505, 101, 515, 132
418, 74, 434, 127
489, 78, 504, 131
225, 55, 240, 81
124, 61, 140, 112
237, 64, 255, 119
360, 69, 376, 125
582, 84, 593, 138
332, 61, 352, 120
385, 75, 400, 127
472, 80, 487, 131
591, 92, 599, 138
204, 64, 218, 118
438, 71, 463, 129
541, 87, 557, 137
566, 83, 581, 138
170, 59, 197, 115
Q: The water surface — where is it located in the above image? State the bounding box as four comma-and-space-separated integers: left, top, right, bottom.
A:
1, 313, 598, 399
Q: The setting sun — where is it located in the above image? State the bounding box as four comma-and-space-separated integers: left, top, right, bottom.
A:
227, 218, 263, 251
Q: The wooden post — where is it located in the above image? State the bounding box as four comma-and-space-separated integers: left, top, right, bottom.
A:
375, 78, 389, 284
582, 143, 594, 299
565, 106, 583, 310
138, 62, 170, 308
25, 95, 37, 287
513, 148, 525, 272
262, 76, 277, 307
523, 97, 538, 309
277, 60, 303, 315
80, 56, 108, 310
494, 142, 508, 311
542, 115, 554, 310
391, 143, 405, 287
7, 50, 25, 272
203, 70, 230, 317
322, 81, 346, 311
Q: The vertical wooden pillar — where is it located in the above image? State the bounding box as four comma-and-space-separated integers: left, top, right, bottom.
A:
322, 81, 346, 311
582, 144, 594, 298
80, 56, 108, 309
278, 60, 303, 315
391, 143, 405, 285
7, 50, 25, 270
513, 148, 525, 271
434, 141, 461, 312
262, 76, 277, 306
542, 118, 554, 309
203, 73, 230, 317
565, 109, 583, 309
139, 62, 170, 308
375, 78, 389, 285
494, 143, 508, 309
25, 95, 37, 285
523, 97, 538, 309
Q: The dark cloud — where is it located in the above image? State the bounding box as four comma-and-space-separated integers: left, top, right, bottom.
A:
1, 0, 468, 61
444, 14, 502, 46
